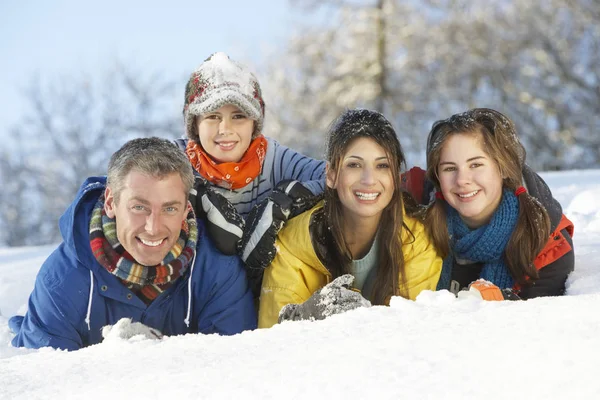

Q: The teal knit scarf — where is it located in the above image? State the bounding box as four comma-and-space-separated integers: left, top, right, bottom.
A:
437, 189, 519, 291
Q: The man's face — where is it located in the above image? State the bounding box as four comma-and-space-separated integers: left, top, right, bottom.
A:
104, 170, 188, 266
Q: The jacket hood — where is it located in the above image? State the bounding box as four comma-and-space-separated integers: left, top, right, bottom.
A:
59, 176, 107, 271
522, 165, 563, 231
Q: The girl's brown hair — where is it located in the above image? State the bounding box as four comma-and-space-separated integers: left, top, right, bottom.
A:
321, 108, 414, 304
424, 108, 551, 284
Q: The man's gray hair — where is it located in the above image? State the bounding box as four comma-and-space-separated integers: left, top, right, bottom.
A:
107, 137, 194, 204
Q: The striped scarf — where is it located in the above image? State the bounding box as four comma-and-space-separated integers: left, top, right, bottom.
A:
89, 197, 198, 303
437, 189, 519, 291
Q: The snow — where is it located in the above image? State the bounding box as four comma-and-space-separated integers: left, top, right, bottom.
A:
192, 52, 257, 97
1, 169, 599, 399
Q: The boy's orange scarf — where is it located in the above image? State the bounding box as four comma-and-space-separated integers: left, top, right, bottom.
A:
185, 136, 268, 189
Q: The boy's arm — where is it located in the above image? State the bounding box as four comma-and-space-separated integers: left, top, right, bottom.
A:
271, 141, 326, 195
238, 181, 320, 273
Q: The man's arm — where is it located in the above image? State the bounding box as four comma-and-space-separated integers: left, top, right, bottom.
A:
196, 255, 257, 335
11, 259, 85, 351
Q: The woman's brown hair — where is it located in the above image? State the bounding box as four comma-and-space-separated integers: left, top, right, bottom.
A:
321, 108, 414, 304
424, 108, 551, 284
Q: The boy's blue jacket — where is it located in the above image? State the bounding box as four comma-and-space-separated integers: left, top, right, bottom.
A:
10, 176, 257, 350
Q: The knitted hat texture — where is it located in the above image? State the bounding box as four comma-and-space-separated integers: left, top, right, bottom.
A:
183, 52, 265, 141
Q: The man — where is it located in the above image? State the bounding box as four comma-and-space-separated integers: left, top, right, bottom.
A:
10, 137, 256, 350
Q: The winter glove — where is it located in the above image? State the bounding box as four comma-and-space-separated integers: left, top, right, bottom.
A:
239, 180, 321, 298
101, 318, 163, 341
457, 279, 521, 301
278, 274, 372, 323
190, 177, 244, 255
239, 180, 320, 269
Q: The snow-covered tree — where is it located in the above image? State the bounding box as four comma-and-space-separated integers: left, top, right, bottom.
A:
0, 65, 180, 246
263, 0, 434, 163
264, 0, 600, 170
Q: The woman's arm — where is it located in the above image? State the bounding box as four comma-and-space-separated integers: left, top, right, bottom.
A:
402, 217, 443, 300
258, 261, 310, 329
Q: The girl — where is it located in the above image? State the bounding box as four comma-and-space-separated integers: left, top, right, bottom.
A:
424, 108, 574, 300
177, 52, 326, 293
258, 109, 442, 328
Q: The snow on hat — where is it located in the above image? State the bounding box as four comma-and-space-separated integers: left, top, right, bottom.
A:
183, 52, 265, 142
326, 108, 404, 167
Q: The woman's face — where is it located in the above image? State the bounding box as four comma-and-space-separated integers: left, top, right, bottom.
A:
437, 132, 504, 229
196, 104, 254, 163
326, 137, 394, 222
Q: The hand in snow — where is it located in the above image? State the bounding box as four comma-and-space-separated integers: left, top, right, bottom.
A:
190, 177, 244, 255
278, 274, 372, 323
457, 279, 520, 301
101, 318, 163, 342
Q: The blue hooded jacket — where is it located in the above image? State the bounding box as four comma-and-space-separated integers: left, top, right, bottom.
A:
10, 176, 257, 350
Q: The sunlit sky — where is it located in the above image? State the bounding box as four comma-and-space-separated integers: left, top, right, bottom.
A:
0, 0, 295, 140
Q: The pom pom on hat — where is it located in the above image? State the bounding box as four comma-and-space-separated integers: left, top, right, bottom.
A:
183, 52, 265, 142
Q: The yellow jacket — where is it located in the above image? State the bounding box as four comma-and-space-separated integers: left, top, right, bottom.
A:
258, 202, 442, 328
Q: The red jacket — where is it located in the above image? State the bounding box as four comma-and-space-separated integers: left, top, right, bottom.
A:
534, 214, 574, 270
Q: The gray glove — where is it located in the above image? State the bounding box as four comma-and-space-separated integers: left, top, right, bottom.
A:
101, 318, 163, 341
278, 274, 372, 323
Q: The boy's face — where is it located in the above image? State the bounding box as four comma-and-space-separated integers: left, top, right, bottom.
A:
196, 104, 255, 163
104, 170, 188, 266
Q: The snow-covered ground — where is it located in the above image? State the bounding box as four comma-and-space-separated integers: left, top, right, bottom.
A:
1, 169, 599, 400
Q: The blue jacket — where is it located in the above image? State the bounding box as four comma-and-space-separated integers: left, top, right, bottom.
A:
10, 176, 257, 351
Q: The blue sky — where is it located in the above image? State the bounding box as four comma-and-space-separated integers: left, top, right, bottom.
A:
0, 0, 294, 139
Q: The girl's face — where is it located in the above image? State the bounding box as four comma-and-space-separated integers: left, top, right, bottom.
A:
437, 132, 503, 229
326, 137, 394, 222
196, 104, 254, 163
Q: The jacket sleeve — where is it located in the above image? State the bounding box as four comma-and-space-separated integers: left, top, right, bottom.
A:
270, 140, 326, 196
519, 224, 575, 299
11, 259, 84, 351
196, 255, 257, 335
258, 244, 315, 329
402, 217, 443, 300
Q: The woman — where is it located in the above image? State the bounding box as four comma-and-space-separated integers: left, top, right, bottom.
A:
258, 109, 442, 328
423, 108, 574, 300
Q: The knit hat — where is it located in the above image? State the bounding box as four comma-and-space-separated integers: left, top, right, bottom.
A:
326, 108, 405, 169
183, 52, 265, 142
